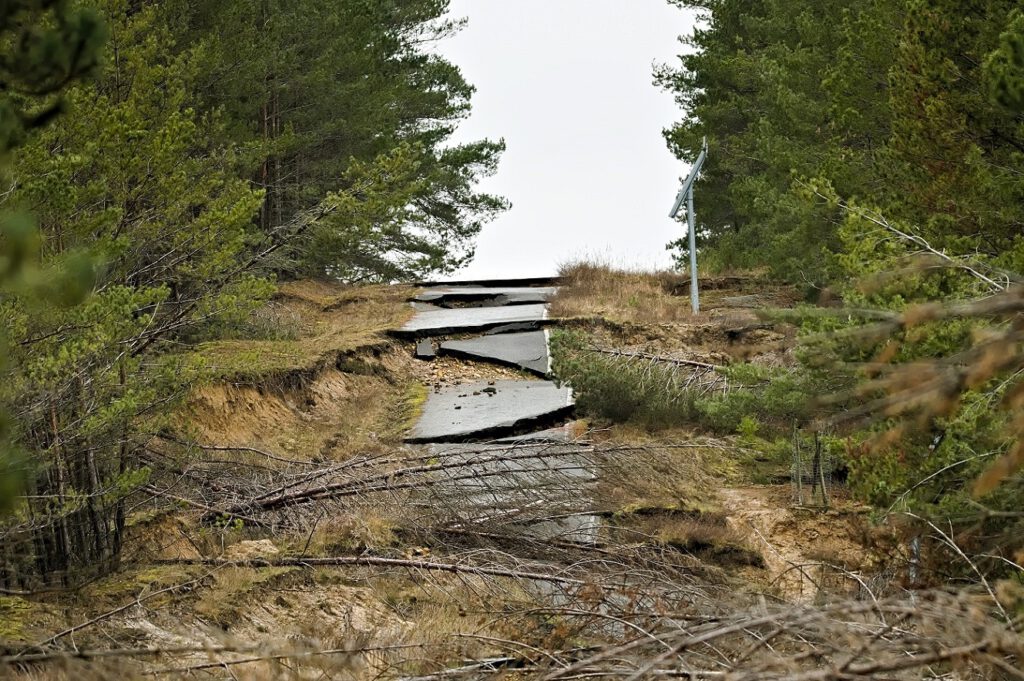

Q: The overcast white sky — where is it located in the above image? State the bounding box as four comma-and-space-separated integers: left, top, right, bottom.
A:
435, 0, 700, 280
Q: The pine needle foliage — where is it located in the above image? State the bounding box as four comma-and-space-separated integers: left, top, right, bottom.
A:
0, 0, 504, 586
662, 0, 1024, 575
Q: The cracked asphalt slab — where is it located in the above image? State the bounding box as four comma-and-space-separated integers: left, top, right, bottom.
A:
395, 281, 597, 543
399, 282, 570, 441
439, 330, 551, 377
406, 379, 574, 443
393, 303, 550, 338
414, 285, 558, 307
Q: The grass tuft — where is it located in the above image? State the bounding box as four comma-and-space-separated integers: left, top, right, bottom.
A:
195, 282, 414, 380
550, 258, 694, 324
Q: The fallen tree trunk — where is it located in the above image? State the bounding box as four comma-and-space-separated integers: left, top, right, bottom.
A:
589, 348, 722, 370
204, 443, 595, 521
155, 555, 585, 586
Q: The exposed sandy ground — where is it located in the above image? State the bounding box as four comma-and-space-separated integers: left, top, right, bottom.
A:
719, 486, 883, 603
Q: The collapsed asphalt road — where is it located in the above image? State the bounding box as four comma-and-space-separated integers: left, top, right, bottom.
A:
392, 280, 598, 543
393, 281, 573, 443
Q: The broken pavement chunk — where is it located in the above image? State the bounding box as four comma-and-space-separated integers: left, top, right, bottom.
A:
415, 339, 436, 360
439, 330, 550, 376
414, 285, 558, 307
394, 303, 549, 338
406, 379, 574, 443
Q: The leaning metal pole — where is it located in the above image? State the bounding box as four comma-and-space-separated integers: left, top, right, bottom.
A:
668, 138, 708, 315
687, 185, 699, 313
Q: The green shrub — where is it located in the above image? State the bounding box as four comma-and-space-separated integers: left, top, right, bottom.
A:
697, 363, 815, 434
550, 330, 819, 435
549, 331, 698, 429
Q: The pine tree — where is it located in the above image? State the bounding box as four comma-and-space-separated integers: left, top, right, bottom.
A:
884, 0, 1024, 269
0, 0, 106, 152
658, 0, 866, 283
662, 0, 1024, 571
986, 11, 1024, 112
0, 0, 107, 514
1, 0, 506, 585
1, 0, 266, 587
180, 0, 508, 281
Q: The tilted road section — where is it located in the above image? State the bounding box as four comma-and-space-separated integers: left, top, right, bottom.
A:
407, 379, 573, 443
394, 282, 571, 442
394, 280, 597, 543
394, 303, 549, 338
439, 331, 551, 376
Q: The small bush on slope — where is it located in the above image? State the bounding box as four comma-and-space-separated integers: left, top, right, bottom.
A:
549, 330, 816, 434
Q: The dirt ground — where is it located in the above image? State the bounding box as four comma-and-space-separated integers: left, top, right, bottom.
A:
718, 486, 883, 603
2, 273, 906, 679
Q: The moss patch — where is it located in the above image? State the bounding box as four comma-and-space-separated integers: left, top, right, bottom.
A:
0, 596, 35, 642
388, 381, 428, 441
84, 564, 201, 605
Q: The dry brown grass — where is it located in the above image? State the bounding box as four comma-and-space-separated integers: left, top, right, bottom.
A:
594, 430, 741, 514
178, 357, 420, 466
291, 511, 403, 556
589, 432, 766, 569
171, 279, 422, 466
193, 566, 297, 625
549, 258, 801, 328
549, 259, 695, 324
647, 515, 764, 567
369, 574, 538, 668
196, 281, 415, 380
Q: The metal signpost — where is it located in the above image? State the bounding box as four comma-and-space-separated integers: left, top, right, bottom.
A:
669, 137, 708, 314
